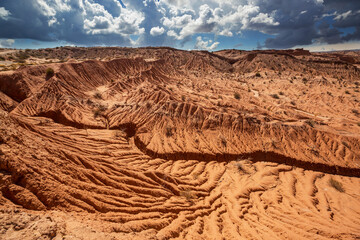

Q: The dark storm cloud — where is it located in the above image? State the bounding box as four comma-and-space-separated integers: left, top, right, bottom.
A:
0, 0, 142, 46
317, 21, 343, 44
264, 27, 317, 49
257, 0, 360, 48
254, 0, 323, 48
324, 0, 360, 11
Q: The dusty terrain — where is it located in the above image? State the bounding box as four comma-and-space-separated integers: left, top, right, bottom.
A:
0, 47, 360, 239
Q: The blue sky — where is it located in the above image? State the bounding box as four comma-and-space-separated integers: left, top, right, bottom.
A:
0, 0, 360, 51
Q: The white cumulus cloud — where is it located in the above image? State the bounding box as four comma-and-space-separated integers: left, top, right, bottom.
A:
194, 36, 219, 50
150, 26, 165, 36
82, 0, 145, 36
250, 13, 279, 26
0, 7, 11, 20
0, 39, 15, 48
334, 10, 352, 21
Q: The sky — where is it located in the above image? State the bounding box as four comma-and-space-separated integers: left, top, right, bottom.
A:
0, 0, 360, 51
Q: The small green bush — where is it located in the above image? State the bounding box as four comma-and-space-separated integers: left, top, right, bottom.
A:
165, 127, 173, 137
234, 92, 240, 99
255, 72, 261, 77
16, 51, 30, 60
342, 141, 350, 149
93, 92, 102, 99
329, 178, 344, 192
235, 162, 243, 172
180, 189, 195, 201
219, 135, 227, 147
270, 94, 279, 99
305, 119, 315, 128
45, 68, 54, 79
93, 104, 107, 118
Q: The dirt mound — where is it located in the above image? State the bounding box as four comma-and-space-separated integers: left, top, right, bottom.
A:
0, 91, 17, 111
0, 47, 360, 239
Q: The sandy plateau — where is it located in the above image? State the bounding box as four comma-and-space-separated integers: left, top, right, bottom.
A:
0, 47, 360, 239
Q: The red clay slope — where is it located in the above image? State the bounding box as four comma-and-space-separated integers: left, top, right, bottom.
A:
0, 47, 360, 239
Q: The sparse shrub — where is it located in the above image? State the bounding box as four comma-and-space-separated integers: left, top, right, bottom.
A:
290, 101, 296, 106
255, 72, 261, 77
279, 91, 284, 95
270, 94, 279, 99
219, 135, 227, 147
310, 148, 319, 156
352, 109, 359, 115
305, 119, 315, 128
329, 178, 344, 192
165, 126, 173, 137
357, 122, 360, 127
86, 99, 93, 105
234, 92, 240, 99
181, 95, 185, 101
45, 68, 54, 79
113, 130, 126, 139
327, 91, 332, 96
93, 104, 107, 118
16, 51, 30, 61
235, 162, 243, 172
146, 102, 151, 109
93, 109, 103, 118
192, 173, 200, 180
180, 189, 195, 201
93, 92, 102, 99
0, 56, 5, 61
345, 90, 350, 94
342, 141, 350, 149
